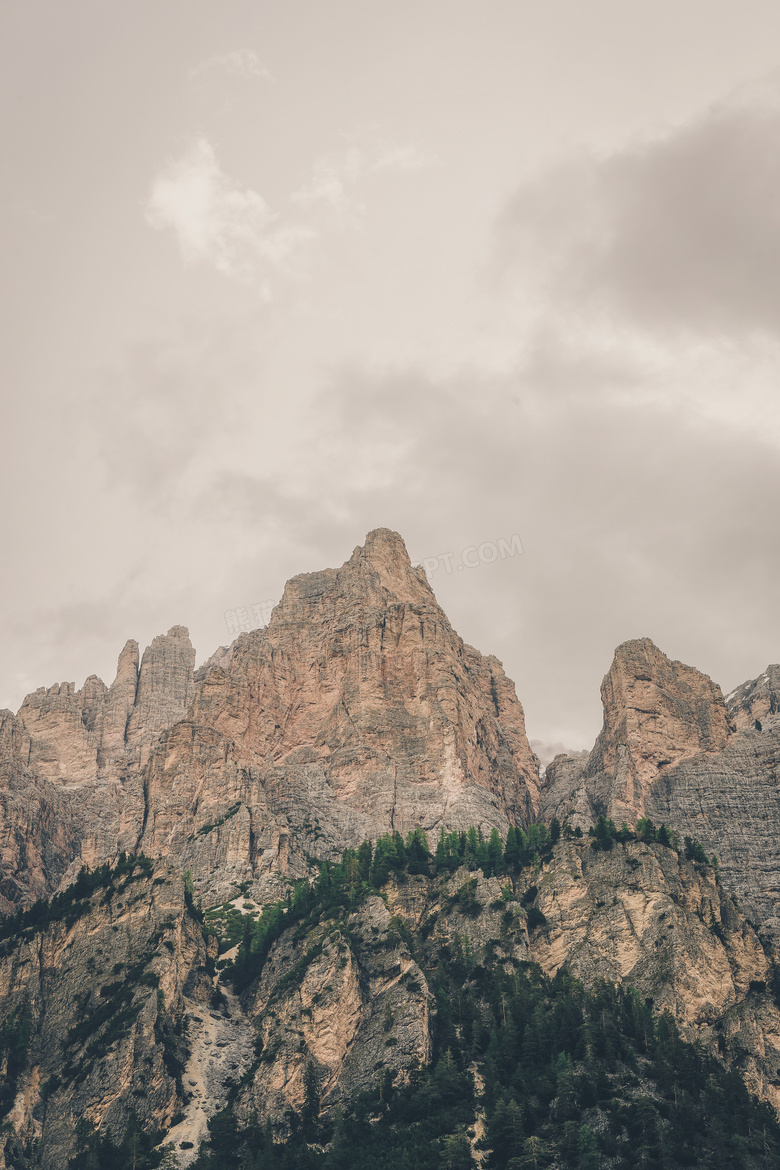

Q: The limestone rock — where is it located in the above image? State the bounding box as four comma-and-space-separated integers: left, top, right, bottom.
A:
586, 637, 731, 824
183, 529, 540, 864
237, 892, 431, 1132
0, 866, 209, 1169
727, 664, 780, 731
126, 626, 195, 767
233, 842, 780, 1130
540, 642, 780, 949
526, 838, 780, 1111
194, 643, 233, 685
0, 709, 84, 913
5, 631, 196, 909
3, 535, 540, 912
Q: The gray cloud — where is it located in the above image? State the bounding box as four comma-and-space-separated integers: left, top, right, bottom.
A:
499, 89, 780, 336
89, 329, 234, 500
6, 344, 779, 749
4, 9, 779, 762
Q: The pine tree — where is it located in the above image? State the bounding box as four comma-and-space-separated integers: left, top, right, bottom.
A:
577, 1125, 599, 1170
357, 839, 373, 882
504, 826, 520, 871
301, 1060, 320, 1134
488, 828, 505, 876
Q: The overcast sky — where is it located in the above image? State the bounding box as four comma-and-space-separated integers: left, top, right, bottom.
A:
2, 1, 779, 756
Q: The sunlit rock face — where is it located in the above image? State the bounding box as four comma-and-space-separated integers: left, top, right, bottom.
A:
1, 530, 541, 908
181, 528, 540, 868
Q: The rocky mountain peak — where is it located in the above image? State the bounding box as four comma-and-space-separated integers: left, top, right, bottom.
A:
592, 636, 731, 789
271, 528, 432, 631
148, 531, 541, 882
126, 626, 195, 765
344, 527, 430, 604
112, 638, 140, 687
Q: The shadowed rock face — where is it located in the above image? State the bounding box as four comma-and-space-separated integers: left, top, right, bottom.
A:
1, 530, 540, 908
727, 664, 780, 731
0, 868, 209, 1169
232, 843, 780, 1133
524, 839, 780, 1114
0, 710, 84, 914
540, 639, 780, 947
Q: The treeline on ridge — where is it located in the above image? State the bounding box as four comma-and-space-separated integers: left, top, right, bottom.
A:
227, 816, 711, 995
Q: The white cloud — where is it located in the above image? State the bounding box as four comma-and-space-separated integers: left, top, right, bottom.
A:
190, 49, 272, 82
145, 138, 313, 281
291, 143, 428, 212
372, 145, 428, 173
291, 158, 354, 212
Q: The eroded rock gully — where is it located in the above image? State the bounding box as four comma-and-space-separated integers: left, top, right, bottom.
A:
165, 988, 256, 1166
0, 867, 209, 1169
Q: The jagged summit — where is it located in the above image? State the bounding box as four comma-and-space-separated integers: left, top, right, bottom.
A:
540, 637, 732, 825
182, 526, 540, 879
1, 531, 539, 911
4, 538, 780, 1167
5, 534, 780, 949
270, 528, 433, 627
592, 636, 731, 790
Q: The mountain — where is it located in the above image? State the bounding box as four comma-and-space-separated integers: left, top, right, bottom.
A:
4, 833, 780, 1169
2, 530, 780, 1169
0, 530, 540, 913
539, 637, 780, 947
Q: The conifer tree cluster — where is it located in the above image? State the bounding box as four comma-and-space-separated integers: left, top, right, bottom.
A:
0, 825, 754, 1170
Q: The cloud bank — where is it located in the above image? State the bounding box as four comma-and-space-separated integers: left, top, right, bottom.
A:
498, 88, 780, 338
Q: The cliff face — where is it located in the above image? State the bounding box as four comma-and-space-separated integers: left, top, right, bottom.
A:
540, 639, 780, 946
163, 529, 539, 894
220, 840, 780, 1141
14, 627, 194, 789
0, 863, 210, 1169
3, 556, 780, 1163
727, 664, 780, 731
0, 629, 196, 913
1, 530, 540, 911
235, 892, 432, 1131
525, 838, 780, 1112
4, 837, 780, 1167
590, 638, 731, 810
0, 710, 84, 914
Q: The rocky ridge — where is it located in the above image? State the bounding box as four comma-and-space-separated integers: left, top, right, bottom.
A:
2, 530, 780, 1165
540, 638, 780, 947
217, 836, 780, 1140
1, 530, 540, 911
